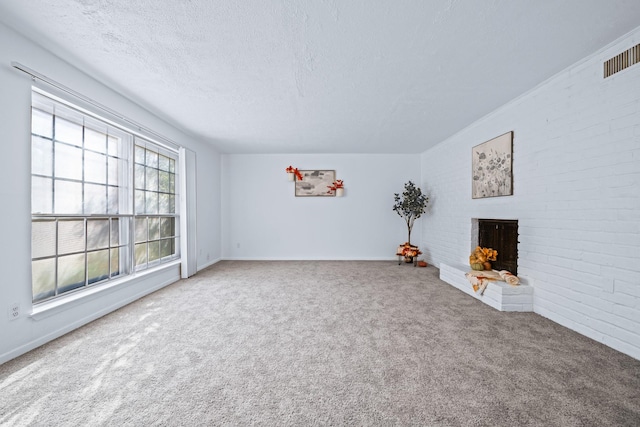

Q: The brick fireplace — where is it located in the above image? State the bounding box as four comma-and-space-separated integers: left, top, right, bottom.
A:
439, 218, 531, 312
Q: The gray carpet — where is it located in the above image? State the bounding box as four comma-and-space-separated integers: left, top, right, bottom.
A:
1, 261, 639, 426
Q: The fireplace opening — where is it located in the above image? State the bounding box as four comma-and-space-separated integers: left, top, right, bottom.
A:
475, 219, 518, 275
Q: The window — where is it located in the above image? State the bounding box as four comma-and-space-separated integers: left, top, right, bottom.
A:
31, 90, 179, 303
133, 143, 178, 270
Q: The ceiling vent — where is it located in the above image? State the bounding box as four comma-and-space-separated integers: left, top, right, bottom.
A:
604, 43, 640, 78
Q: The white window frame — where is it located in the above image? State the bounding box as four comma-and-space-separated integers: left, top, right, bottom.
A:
30, 88, 181, 304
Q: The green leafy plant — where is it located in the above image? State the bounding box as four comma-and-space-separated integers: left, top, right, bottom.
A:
393, 181, 428, 245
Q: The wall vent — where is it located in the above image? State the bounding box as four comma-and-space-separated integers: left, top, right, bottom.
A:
604, 43, 640, 78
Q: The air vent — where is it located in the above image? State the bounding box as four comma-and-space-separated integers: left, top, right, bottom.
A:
604, 43, 640, 78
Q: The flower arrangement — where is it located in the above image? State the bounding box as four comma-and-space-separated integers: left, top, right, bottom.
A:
469, 246, 498, 271
285, 165, 303, 181
397, 242, 422, 262
326, 179, 344, 194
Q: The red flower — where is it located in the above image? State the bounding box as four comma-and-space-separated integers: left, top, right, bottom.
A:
285, 166, 304, 181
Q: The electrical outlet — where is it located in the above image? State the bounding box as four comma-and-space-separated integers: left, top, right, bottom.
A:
8, 303, 20, 321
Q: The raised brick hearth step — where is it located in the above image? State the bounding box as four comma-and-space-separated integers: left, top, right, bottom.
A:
439, 263, 533, 312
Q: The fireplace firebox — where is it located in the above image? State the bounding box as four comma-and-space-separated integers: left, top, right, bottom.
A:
477, 219, 518, 275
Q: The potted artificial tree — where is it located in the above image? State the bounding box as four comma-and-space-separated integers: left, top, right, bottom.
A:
393, 181, 429, 263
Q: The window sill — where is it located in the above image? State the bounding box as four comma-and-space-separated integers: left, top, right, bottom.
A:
30, 259, 181, 320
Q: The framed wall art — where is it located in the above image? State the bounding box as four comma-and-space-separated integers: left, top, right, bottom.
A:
472, 131, 513, 199
295, 170, 335, 197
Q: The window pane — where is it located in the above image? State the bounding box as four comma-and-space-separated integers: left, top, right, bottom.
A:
169, 158, 175, 173
159, 155, 170, 171
54, 180, 82, 214
145, 167, 158, 191
135, 243, 147, 266
159, 171, 170, 193
85, 183, 107, 214
55, 143, 83, 180
87, 219, 109, 250
87, 250, 109, 284
32, 220, 56, 259
55, 117, 82, 146
32, 176, 53, 214
146, 150, 158, 168
107, 135, 119, 157
169, 195, 175, 213
32, 108, 53, 138
108, 157, 120, 186
135, 218, 147, 243
135, 164, 145, 189
160, 217, 174, 238
149, 241, 160, 262
149, 217, 160, 240
110, 218, 120, 247
85, 151, 107, 184
58, 253, 85, 293
169, 173, 175, 193
135, 191, 145, 214
146, 191, 158, 214
32, 136, 53, 176
160, 238, 173, 258
135, 146, 145, 163
84, 128, 106, 153
32, 258, 56, 302
110, 247, 120, 277
58, 220, 85, 254
159, 194, 170, 214
107, 186, 119, 214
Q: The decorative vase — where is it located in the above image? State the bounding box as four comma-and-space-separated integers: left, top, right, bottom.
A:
287, 172, 295, 181
335, 188, 344, 197
404, 256, 414, 263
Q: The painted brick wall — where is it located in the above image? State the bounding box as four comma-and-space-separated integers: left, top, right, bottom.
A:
420, 27, 640, 360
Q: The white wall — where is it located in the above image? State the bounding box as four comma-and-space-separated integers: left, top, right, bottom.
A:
0, 23, 222, 364
222, 154, 422, 260
421, 27, 640, 360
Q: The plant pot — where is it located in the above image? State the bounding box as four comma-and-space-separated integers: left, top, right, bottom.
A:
404, 256, 414, 263
335, 188, 344, 197
483, 262, 492, 270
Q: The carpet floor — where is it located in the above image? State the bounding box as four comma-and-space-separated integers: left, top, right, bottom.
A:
1, 261, 639, 426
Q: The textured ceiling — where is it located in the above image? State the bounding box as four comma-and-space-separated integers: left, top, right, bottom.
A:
1, 1, 640, 154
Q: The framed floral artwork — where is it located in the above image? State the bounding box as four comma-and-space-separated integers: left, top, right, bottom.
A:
295, 170, 336, 197
472, 131, 513, 199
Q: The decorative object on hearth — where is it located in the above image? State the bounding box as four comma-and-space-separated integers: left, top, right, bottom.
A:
469, 246, 497, 270
472, 131, 513, 199
465, 269, 519, 295
396, 242, 421, 265
498, 270, 520, 286
465, 270, 501, 294
327, 179, 344, 197
295, 170, 335, 197
285, 165, 303, 181
417, 260, 428, 267
392, 180, 429, 246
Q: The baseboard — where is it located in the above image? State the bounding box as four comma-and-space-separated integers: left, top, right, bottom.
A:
197, 257, 222, 271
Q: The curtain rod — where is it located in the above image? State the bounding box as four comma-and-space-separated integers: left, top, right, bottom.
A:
11, 61, 180, 151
